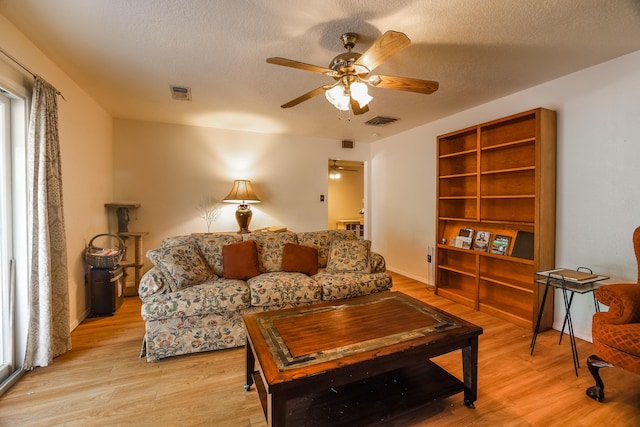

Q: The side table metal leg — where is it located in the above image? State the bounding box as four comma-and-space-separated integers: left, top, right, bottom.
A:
531, 279, 551, 355
558, 292, 575, 344
561, 286, 580, 376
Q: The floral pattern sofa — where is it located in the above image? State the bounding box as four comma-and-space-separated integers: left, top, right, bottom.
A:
138, 230, 392, 361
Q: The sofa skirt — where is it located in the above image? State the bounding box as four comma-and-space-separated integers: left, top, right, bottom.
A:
141, 310, 250, 362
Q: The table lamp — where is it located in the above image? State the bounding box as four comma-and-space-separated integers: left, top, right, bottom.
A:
223, 180, 261, 233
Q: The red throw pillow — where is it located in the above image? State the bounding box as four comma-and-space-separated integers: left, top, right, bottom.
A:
281, 243, 319, 275
222, 240, 261, 280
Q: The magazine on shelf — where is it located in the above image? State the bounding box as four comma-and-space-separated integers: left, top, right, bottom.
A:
473, 231, 492, 252
511, 230, 534, 260
490, 234, 511, 255
458, 227, 474, 249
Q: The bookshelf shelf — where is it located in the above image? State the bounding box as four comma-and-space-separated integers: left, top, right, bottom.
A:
435, 108, 556, 331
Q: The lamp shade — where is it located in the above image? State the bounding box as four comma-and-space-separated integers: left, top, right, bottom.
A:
223, 180, 261, 204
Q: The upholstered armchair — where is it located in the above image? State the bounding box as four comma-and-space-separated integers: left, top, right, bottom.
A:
586, 226, 640, 401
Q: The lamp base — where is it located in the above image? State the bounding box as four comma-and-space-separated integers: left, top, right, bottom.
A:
235, 204, 252, 234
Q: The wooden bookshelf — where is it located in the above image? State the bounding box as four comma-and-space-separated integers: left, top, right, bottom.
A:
435, 108, 556, 330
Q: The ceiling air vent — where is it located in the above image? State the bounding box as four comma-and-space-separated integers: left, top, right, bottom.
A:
170, 85, 192, 101
365, 116, 398, 127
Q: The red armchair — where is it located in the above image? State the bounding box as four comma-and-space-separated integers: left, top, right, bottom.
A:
586, 226, 640, 401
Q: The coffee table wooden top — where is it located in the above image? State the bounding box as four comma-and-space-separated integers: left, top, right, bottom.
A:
244, 291, 482, 390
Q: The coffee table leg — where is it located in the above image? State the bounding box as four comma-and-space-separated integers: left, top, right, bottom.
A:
244, 340, 255, 391
462, 336, 479, 408
267, 392, 287, 427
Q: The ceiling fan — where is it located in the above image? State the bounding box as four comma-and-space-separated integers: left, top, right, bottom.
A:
329, 159, 360, 172
329, 159, 360, 179
266, 30, 439, 115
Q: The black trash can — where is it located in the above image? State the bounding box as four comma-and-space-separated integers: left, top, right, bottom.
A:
89, 265, 124, 316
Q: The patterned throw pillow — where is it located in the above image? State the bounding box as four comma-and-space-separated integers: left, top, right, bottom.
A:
194, 233, 243, 276
297, 230, 356, 268
147, 243, 214, 292
247, 231, 298, 272
160, 235, 196, 247
326, 240, 372, 273
281, 243, 319, 276
222, 240, 261, 280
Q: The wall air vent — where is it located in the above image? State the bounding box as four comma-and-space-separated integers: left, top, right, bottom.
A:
170, 85, 192, 101
365, 116, 398, 127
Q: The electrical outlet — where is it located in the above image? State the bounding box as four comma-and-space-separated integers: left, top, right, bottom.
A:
320, 195, 325, 202
427, 254, 432, 263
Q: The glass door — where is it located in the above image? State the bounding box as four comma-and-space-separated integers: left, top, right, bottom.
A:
0, 90, 13, 383
0, 85, 28, 394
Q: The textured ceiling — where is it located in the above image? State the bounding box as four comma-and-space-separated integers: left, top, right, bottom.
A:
1, 0, 640, 143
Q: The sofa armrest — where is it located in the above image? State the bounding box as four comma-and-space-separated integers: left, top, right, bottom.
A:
595, 283, 640, 325
370, 251, 386, 273
138, 266, 170, 299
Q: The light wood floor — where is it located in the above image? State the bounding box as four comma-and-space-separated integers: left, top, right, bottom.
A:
1, 273, 639, 426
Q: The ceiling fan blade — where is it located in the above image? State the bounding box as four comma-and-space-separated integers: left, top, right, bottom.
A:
267, 57, 337, 76
369, 74, 439, 94
280, 86, 326, 108
354, 31, 411, 72
350, 97, 370, 115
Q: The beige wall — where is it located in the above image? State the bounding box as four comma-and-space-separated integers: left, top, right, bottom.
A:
112, 119, 371, 266
1, 15, 113, 330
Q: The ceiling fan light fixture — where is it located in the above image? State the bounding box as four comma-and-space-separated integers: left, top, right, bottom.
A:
350, 81, 372, 108
325, 85, 350, 111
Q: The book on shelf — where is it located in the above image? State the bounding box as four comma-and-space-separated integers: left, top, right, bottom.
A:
473, 231, 492, 252
511, 230, 534, 260
490, 235, 511, 255
457, 227, 474, 249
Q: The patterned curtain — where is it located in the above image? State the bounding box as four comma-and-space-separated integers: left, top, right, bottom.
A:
24, 77, 71, 368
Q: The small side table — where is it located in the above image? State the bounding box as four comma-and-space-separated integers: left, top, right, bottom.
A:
530, 268, 609, 376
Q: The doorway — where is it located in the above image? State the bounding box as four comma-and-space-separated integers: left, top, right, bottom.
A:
327, 159, 364, 238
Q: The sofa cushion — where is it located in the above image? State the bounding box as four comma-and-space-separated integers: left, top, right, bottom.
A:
281, 243, 318, 276
141, 278, 251, 321
247, 272, 322, 308
222, 240, 261, 280
247, 231, 298, 273
315, 270, 393, 301
193, 233, 243, 276
296, 230, 357, 268
326, 240, 372, 273
147, 243, 214, 291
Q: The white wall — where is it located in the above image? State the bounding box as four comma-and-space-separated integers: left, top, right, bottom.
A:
112, 119, 370, 259
371, 49, 640, 341
0, 15, 113, 330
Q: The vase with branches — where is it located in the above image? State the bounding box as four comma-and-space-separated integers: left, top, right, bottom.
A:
197, 196, 221, 233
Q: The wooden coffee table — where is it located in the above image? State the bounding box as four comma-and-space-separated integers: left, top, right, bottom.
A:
243, 291, 483, 426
